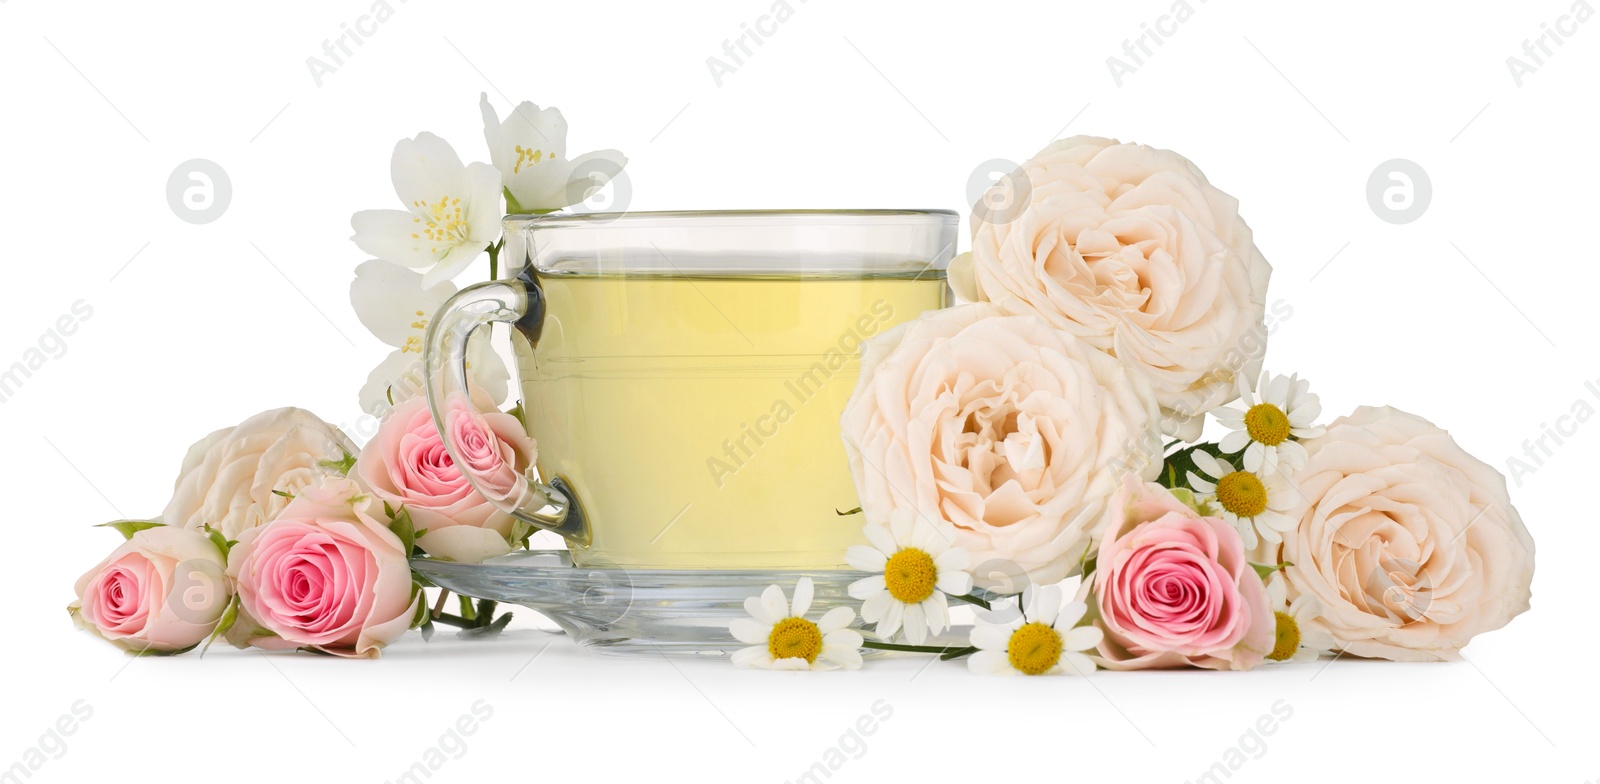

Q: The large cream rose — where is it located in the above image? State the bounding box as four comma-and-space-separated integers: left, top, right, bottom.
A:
1280, 406, 1535, 661
840, 303, 1162, 587
162, 408, 357, 540
950, 136, 1272, 439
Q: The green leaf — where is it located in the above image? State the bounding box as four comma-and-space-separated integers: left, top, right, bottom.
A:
202, 524, 235, 560
458, 611, 514, 639
388, 507, 418, 558
458, 594, 477, 622
508, 519, 534, 550
96, 520, 165, 540
201, 596, 240, 657
317, 448, 358, 476
505, 403, 527, 429
1250, 561, 1291, 581
834, 506, 863, 516
409, 583, 430, 630
271, 489, 294, 499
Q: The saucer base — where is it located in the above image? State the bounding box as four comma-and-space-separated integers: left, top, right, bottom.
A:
412, 551, 958, 659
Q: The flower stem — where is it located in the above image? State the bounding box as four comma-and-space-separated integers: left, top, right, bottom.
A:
950, 593, 992, 610
431, 613, 475, 629
860, 640, 973, 659
487, 239, 500, 281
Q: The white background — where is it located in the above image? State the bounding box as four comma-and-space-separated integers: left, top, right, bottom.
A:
2, 0, 1595, 781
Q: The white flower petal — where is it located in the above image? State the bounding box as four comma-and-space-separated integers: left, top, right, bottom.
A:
1190, 449, 1224, 479
1219, 429, 1251, 456
862, 523, 898, 558
818, 606, 854, 634
934, 546, 970, 573
757, 585, 788, 624
859, 589, 892, 623
791, 577, 814, 618
728, 619, 769, 645
390, 132, 470, 211
350, 209, 441, 269
846, 545, 888, 572
877, 601, 904, 638
848, 574, 887, 600
731, 646, 772, 669
970, 623, 1011, 651
902, 604, 928, 645
968, 649, 1013, 675
1243, 442, 1265, 472
1060, 650, 1097, 676
350, 260, 453, 347
770, 657, 811, 671
1059, 625, 1102, 652
935, 568, 973, 596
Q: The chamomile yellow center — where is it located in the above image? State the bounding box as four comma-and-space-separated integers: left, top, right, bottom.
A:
884, 548, 938, 604
1268, 611, 1300, 662
1007, 622, 1064, 675
1216, 471, 1268, 518
767, 617, 823, 663
1244, 403, 1291, 446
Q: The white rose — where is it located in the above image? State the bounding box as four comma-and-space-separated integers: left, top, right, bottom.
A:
840, 304, 1162, 587
162, 408, 357, 540
1281, 406, 1535, 661
951, 136, 1272, 439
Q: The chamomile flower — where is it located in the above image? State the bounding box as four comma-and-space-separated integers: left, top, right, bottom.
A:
845, 509, 973, 645
729, 577, 863, 671
1263, 574, 1334, 663
1214, 372, 1326, 473
968, 584, 1102, 676
1186, 451, 1296, 550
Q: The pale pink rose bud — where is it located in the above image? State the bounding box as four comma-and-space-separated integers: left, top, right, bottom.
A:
354, 393, 535, 564
70, 526, 231, 654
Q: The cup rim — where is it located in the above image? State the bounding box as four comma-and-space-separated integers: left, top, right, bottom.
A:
504, 208, 959, 228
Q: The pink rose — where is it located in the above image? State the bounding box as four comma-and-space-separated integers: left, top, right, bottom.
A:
354, 393, 535, 564
70, 526, 231, 653
1080, 476, 1273, 670
227, 477, 419, 658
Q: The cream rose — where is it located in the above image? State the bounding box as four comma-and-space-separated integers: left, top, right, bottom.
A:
162, 408, 357, 540
840, 303, 1162, 587
950, 136, 1272, 439
1280, 406, 1535, 661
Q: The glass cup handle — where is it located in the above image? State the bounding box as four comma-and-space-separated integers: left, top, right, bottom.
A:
422, 279, 591, 548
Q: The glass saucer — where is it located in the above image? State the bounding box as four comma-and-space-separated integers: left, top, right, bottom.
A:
411, 551, 969, 659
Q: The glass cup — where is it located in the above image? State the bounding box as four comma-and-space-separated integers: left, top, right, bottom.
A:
424, 210, 955, 569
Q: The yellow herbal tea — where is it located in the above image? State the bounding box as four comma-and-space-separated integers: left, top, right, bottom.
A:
516, 273, 947, 569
